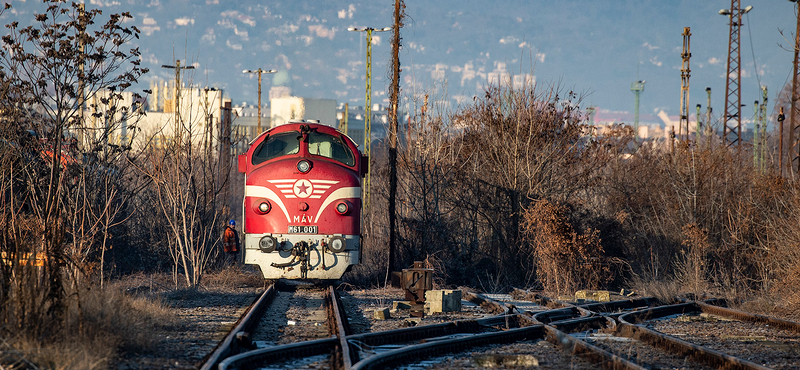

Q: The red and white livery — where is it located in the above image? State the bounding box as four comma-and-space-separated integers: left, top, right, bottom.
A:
238, 121, 365, 280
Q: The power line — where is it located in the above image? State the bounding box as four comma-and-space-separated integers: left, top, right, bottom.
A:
744, 12, 762, 90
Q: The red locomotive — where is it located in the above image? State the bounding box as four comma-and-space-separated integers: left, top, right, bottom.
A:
237, 121, 365, 279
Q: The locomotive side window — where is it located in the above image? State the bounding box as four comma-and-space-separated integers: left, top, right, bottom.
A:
308, 132, 355, 166
251, 132, 300, 165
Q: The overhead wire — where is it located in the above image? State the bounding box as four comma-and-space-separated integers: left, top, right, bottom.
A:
745, 12, 762, 91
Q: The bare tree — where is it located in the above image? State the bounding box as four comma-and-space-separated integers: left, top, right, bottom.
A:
0, 0, 146, 337
133, 70, 227, 288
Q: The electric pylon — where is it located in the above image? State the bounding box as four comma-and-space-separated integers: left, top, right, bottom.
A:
679, 27, 692, 143
721, 0, 750, 148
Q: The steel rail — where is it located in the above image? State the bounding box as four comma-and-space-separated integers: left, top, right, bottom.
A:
520, 305, 642, 370
328, 285, 355, 369
219, 337, 338, 370
349, 324, 546, 370
487, 294, 645, 370
217, 316, 510, 369
700, 299, 800, 332
346, 316, 510, 347
543, 325, 646, 370
199, 284, 276, 370
617, 302, 772, 370
578, 297, 660, 315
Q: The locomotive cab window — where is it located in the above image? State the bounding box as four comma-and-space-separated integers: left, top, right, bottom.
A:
251, 132, 300, 165
307, 131, 355, 167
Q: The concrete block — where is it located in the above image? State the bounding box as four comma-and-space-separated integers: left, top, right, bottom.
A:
393, 301, 412, 310
373, 307, 391, 320
575, 290, 611, 302
425, 289, 462, 313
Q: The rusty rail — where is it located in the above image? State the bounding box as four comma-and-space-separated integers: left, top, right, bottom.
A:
350, 325, 547, 370
199, 284, 276, 370
617, 302, 772, 370
217, 314, 512, 369
700, 299, 800, 332
219, 337, 338, 370
328, 285, 355, 369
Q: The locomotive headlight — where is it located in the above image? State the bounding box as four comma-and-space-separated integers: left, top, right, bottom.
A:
335, 201, 350, 215
297, 160, 311, 173
329, 236, 346, 253
259, 236, 278, 253
253, 199, 271, 214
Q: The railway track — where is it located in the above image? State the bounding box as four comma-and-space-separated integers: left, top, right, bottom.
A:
199, 285, 800, 370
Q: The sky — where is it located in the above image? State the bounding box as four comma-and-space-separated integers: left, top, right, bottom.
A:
3, 0, 799, 124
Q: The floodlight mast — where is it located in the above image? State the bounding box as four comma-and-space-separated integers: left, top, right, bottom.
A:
161, 60, 196, 148
242, 68, 277, 133
348, 25, 391, 209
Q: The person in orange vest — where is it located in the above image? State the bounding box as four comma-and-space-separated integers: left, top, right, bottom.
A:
223, 220, 240, 266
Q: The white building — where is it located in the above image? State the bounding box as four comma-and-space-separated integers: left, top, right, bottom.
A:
270, 96, 337, 129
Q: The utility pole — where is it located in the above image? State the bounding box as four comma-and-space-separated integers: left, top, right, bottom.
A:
77, 3, 86, 148
348, 25, 391, 210
242, 68, 276, 133
679, 27, 692, 143
161, 60, 195, 148
387, 0, 404, 274
339, 103, 349, 135
791, 0, 800, 175
719, 2, 753, 148
779, 106, 786, 175
705, 87, 713, 139
696, 104, 702, 137
670, 126, 676, 154
759, 86, 767, 172
631, 80, 645, 141
753, 99, 761, 170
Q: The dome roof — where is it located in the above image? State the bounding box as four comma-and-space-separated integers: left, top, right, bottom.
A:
272, 70, 291, 87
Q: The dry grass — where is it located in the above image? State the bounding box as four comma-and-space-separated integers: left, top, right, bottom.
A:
201, 266, 266, 290
0, 336, 117, 370
0, 279, 176, 370
628, 277, 682, 304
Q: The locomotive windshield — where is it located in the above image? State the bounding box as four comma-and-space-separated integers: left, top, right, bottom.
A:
308, 131, 355, 166
251, 132, 300, 165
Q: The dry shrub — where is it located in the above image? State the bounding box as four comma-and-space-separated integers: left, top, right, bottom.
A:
627, 276, 681, 304
0, 282, 174, 369
522, 199, 611, 295
675, 223, 710, 296
421, 253, 447, 289
75, 282, 175, 352
772, 255, 800, 309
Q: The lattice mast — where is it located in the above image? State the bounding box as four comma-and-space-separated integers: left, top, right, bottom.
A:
679, 27, 692, 142
364, 29, 373, 207
722, 0, 745, 148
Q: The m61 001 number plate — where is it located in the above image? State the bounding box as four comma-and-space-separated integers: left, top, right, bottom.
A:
288, 225, 317, 234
